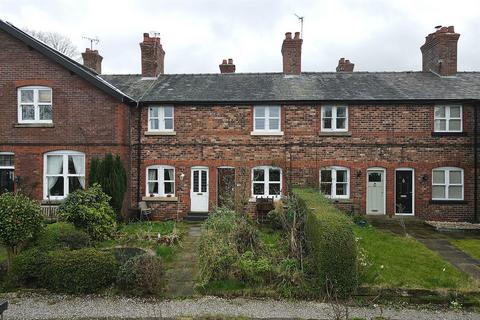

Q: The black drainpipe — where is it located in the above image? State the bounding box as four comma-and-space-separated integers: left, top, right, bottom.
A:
474, 103, 478, 222
136, 105, 142, 205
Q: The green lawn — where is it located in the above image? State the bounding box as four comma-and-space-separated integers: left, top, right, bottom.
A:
451, 239, 480, 260
355, 225, 474, 290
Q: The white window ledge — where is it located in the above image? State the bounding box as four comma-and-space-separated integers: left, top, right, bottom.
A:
144, 131, 176, 136
15, 123, 54, 128
142, 196, 178, 202
250, 131, 284, 136
249, 197, 282, 203
318, 131, 351, 136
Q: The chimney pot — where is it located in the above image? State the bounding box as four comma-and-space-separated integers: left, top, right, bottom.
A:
336, 57, 354, 72
420, 25, 460, 76
219, 58, 236, 73
285, 32, 292, 39
82, 48, 103, 74
294, 32, 300, 39
228, 58, 233, 64
281, 31, 303, 75
140, 32, 165, 77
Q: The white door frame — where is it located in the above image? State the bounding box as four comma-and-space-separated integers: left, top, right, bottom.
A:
190, 166, 209, 212
395, 168, 415, 216
366, 167, 386, 215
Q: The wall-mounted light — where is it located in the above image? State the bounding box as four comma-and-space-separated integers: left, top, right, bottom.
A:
356, 170, 362, 178
180, 172, 185, 181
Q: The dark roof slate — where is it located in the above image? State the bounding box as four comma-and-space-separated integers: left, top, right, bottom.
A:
101, 72, 480, 103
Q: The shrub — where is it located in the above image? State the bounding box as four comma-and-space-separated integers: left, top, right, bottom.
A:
236, 250, 273, 284
0, 192, 44, 268
9, 248, 48, 287
296, 188, 358, 297
43, 248, 118, 293
117, 254, 164, 295
58, 184, 116, 241
35, 222, 90, 250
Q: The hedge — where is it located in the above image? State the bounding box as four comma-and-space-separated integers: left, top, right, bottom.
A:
34, 222, 90, 250
294, 188, 358, 296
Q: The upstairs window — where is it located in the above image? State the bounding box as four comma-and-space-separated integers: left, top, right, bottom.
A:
320, 166, 350, 199
44, 151, 85, 200
252, 166, 282, 198
149, 106, 174, 132
147, 165, 175, 196
18, 86, 52, 123
432, 167, 464, 200
434, 105, 462, 132
321, 106, 348, 131
253, 106, 281, 133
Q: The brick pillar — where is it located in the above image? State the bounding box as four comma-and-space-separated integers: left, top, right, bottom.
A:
420, 26, 460, 76
140, 33, 165, 77
281, 31, 302, 75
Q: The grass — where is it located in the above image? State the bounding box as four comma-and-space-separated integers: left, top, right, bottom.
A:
450, 239, 480, 260
355, 225, 474, 290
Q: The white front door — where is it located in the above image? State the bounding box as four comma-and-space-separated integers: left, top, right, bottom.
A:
367, 169, 385, 215
190, 167, 209, 212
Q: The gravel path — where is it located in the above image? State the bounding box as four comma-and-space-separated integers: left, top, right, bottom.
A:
1, 293, 480, 320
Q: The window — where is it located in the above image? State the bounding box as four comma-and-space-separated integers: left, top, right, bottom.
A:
253, 106, 281, 133
434, 105, 462, 132
0, 153, 14, 194
149, 106, 174, 132
18, 86, 52, 123
320, 166, 350, 199
44, 151, 85, 200
147, 165, 175, 196
252, 166, 282, 198
432, 167, 464, 200
321, 106, 348, 131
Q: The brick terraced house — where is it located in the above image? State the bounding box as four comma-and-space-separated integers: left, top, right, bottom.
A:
1, 20, 479, 222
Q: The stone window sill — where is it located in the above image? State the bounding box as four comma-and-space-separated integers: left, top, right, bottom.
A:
144, 131, 176, 136
431, 132, 466, 137
318, 131, 352, 137
330, 198, 353, 203
15, 123, 54, 128
142, 196, 178, 202
429, 200, 468, 205
250, 131, 284, 136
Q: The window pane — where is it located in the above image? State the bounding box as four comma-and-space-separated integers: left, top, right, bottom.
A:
269, 183, 280, 195
149, 107, 159, 117
69, 176, 84, 193
21, 90, 34, 103
193, 171, 199, 193
164, 182, 174, 194
148, 169, 158, 181
39, 105, 52, 120
336, 170, 347, 183
201, 170, 207, 193
432, 185, 445, 199
368, 172, 382, 182
336, 118, 346, 129
269, 168, 281, 182
38, 90, 52, 103
164, 168, 174, 181
321, 170, 332, 183
432, 170, 445, 184
449, 120, 461, 131
253, 169, 265, 182
148, 182, 158, 194
323, 118, 332, 129
269, 118, 279, 130
164, 119, 173, 130
336, 107, 346, 118
449, 170, 462, 184
150, 119, 159, 130
68, 155, 84, 174
22, 105, 35, 120
253, 183, 265, 195
323, 107, 332, 118
0, 155, 13, 167
435, 106, 445, 118
448, 186, 462, 199
164, 106, 173, 118
320, 182, 332, 195
269, 107, 280, 118
47, 155, 63, 175
449, 106, 461, 118
48, 176, 64, 197
255, 106, 265, 117
336, 183, 347, 196
255, 118, 265, 130
435, 120, 446, 131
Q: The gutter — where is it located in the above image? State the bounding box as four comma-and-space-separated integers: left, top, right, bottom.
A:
474, 103, 479, 222
136, 104, 142, 205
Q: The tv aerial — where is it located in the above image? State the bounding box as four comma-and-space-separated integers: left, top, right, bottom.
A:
82, 36, 99, 50
294, 13, 304, 38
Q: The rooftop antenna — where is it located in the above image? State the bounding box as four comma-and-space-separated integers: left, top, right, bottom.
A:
294, 13, 304, 38
82, 36, 99, 50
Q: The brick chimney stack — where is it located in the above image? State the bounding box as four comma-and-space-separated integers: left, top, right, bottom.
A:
336, 58, 354, 72
140, 33, 165, 77
420, 26, 460, 76
281, 31, 302, 75
219, 58, 236, 73
81, 48, 103, 74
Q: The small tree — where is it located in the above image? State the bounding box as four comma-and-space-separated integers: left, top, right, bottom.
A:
0, 193, 44, 269
89, 154, 127, 219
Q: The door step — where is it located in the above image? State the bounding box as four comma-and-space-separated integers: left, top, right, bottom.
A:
185, 212, 209, 222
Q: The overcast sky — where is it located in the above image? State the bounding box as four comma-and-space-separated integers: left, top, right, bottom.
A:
1, 0, 479, 74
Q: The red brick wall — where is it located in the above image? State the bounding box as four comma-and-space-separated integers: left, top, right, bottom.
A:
0, 30, 132, 211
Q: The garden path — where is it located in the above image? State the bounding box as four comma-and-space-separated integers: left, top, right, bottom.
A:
164, 223, 202, 297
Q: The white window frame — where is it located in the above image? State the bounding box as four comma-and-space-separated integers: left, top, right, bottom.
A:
17, 86, 53, 124
148, 106, 174, 132
434, 105, 463, 132
43, 151, 85, 200
319, 166, 350, 199
432, 167, 464, 201
321, 105, 348, 132
251, 166, 282, 199
146, 165, 175, 197
253, 106, 281, 133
